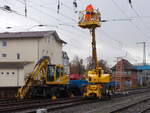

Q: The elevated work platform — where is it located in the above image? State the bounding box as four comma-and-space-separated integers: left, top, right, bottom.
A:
78, 20, 100, 29
78, 10, 101, 29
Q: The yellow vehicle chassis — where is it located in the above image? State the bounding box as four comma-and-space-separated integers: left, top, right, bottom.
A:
84, 84, 102, 99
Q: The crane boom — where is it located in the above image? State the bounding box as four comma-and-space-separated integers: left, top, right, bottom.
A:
78, 4, 110, 99
91, 28, 98, 69
16, 56, 50, 99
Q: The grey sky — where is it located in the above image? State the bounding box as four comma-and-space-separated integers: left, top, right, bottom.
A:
0, 0, 150, 66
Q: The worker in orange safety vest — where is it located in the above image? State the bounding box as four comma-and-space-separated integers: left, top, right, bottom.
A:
85, 4, 94, 21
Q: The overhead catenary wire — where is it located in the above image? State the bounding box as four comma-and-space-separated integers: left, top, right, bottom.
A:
0, 0, 86, 55
24, 0, 27, 17
2, 0, 150, 36
2, 0, 148, 42
1, 0, 137, 38
57, 0, 60, 14
29, 1, 77, 24
14, 0, 90, 38
0, 8, 56, 30
111, 0, 150, 41
0, 1, 149, 64
30, 1, 94, 37
17, 0, 140, 62
15, 0, 70, 25
98, 31, 137, 63
36, 0, 77, 23
128, 0, 133, 8
99, 30, 138, 63
2, 0, 89, 41
101, 18, 134, 22
130, 5, 150, 36
0, 5, 24, 16
0, 0, 47, 25
3, 0, 146, 39
128, 16, 150, 19
111, 0, 150, 62
100, 30, 123, 47
23, 0, 92, 38
1, 0, 85, 39
14, 0, 91, 39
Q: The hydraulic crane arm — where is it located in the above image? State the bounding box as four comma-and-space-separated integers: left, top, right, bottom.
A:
91, 28, 98, 69
78, 4, 110, 99
16, 56, 50, 99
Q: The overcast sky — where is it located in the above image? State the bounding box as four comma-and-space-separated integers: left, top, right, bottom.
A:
0, 0, 150, 66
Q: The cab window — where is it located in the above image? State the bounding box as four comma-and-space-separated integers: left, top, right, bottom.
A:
47, 65, 55, 81
56, 67, 61, 80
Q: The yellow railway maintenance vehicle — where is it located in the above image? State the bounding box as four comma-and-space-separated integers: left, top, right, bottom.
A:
78, 4, 110, 99
17, 56, 69, 99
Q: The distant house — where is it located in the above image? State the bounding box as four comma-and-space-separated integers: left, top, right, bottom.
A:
0, 31, 66, 87
62, 51, 70, 74
111, 59, 138, 91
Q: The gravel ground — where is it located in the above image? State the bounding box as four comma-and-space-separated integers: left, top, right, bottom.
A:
144, 109, 150, 113
48, 91, 150, 113
116, 99, 150, 113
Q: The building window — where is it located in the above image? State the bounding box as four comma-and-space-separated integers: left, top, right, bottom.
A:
2, 40, 7, 47
17, 53, 20, 59
2, 53, 7, 57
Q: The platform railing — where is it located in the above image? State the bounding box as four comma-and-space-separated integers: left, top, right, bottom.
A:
78, 9, 101, 23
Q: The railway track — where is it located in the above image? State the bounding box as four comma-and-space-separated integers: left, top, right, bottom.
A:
0, 87, 149, 113
0, 97, 97, 113
141, 107, 150, 113
77, 88, 150, 113
110, 97, 150, 113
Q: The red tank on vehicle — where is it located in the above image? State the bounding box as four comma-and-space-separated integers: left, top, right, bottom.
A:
69, 74, 83, 80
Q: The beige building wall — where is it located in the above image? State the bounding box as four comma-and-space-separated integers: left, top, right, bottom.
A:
23, 63, 35, 80
18, 68, 25, 86
38, 35, 62, 65
0, 36, 63, 66
0, 38, 38, 62
0, 33, 63, 87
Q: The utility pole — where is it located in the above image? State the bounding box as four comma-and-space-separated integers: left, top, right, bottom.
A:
137, 42, 146, 65
137, 42, 147, 86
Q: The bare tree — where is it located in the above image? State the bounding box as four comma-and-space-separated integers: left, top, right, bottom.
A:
69, 56, 85, 75
85, 56, 111, 73
85, 56, 93, 70
98, 59, 111, 73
